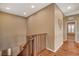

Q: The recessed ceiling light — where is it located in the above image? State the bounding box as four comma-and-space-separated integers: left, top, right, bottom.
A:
6, 7, 10, 10
31, 5, 35, 8
67, 6, 71, 10
24, 12, 26, 15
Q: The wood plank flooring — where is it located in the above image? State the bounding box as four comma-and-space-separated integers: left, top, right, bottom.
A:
38, 34, 79, 56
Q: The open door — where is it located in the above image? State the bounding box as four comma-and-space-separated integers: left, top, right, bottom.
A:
67, 22, 75, 41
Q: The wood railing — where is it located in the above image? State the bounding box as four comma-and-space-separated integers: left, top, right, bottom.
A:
32, 33, 47, 56
18, 38, 34, 56
18, 33, 47, 56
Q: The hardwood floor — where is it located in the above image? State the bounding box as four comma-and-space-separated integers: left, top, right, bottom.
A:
38, 34, 79, 56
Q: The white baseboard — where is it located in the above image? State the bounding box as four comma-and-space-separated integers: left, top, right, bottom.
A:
46, 42, 63, 53
46, 48, 55, 52
64, 39, 67, 42
75, 40, 79, 43
54, 42, 63, 52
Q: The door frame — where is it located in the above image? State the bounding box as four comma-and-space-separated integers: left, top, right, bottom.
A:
65, 20, 77, 41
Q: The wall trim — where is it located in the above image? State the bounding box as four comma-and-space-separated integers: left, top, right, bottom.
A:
75, 40, 79, 43
46, 48, 56, 52
63, 40, 67, 42
65, 20, 77, 41
46, 42, 63, 53
54, 42, 63, 52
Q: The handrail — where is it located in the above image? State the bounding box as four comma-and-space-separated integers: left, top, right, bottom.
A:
23, 39, 33, 49
27, 33, 47, 36
18, 39, 34, 56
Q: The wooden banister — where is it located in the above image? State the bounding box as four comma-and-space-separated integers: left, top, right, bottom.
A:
27, 33, 47, 37
18, 33, 47, 56
18, 39, 33, 56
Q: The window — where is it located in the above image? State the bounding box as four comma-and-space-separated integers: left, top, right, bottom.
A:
68, 23, 75, 33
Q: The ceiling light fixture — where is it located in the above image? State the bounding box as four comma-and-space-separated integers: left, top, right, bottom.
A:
67, 6, 71, 10
6, 7, 10, 10
31, 5, 35, 8
24, 12, 26, 15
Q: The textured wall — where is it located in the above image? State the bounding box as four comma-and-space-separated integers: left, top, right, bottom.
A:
0, 12, 27, 55
63, 17, 68, 41
54, 5, 63, 51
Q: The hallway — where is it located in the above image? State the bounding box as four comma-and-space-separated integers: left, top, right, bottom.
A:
0, 3, 79, 56
38, 35, 79, 56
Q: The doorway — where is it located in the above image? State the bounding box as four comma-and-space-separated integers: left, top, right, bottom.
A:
67, 22, 75, 41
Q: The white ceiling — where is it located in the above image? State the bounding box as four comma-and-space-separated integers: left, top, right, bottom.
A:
0, 3, 50, 17
0, 3, 79, 17
56, 3, 79, 16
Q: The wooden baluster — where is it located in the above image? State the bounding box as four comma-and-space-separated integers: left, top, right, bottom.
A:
33, 36, 37, 56
30, 39, 32, 56
40, 34, 42, 51
38, 35, 40, 53
26, 44, 28, 55
32, 37, 34, 56
26, 33, 47, 56
43, 34, 45, 49
25, 43, 27, 56
35, 35, 38, 55
30, 40, 32, 56
39, 35, 40, 54
41, 35, 43, 50
40, 35, 42, 52
36, 35, 38, 55
37, 35, 38, 53
38, 35, 40, 52
41, 34, 43, 51
44, 35, 45, 49
39, 35, 40, 53
45, 34, 47, 48
29, 41, 31, 56
42, 34, 44, 50
44, 34, 46, 49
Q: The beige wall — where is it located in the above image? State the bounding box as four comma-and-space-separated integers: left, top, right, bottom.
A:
27, 4, 64, 51
27, 4, 55, 50
0, 4, 64, 55
0, 12, 27, 55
